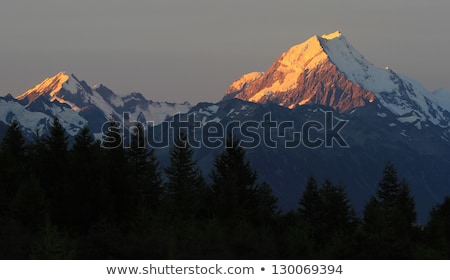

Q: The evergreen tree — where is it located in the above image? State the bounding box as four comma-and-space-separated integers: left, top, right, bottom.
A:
101, 119, 133, 228
210, 137, 277, 225
164, 132, 204, 218
42, 117, 70, 227
318, 180, 358, 258
127, 123, 162, 212
0, 120, 25, 160
367, 162, 416, 230
45, 117, 69, 161
394, 179, 417, 229
27, 128, 46, 170
69, 126, 104, 233
0, 120, 26, 212
72, 126, 98, 157
362, 162, 417, 258
319, 180, 357, 234
249, 181, 278, 225
298, 178, 357, 257
425, 196, 450, 258
298, 176, 322, 226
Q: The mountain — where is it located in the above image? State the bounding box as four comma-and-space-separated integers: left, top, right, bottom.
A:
1, 31, 450, 222
215, 31, 450, 221
227, 31, 450, 127
0, 72, 191, 138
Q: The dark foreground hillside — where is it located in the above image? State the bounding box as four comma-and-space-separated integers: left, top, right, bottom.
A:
0, 119, 449, 259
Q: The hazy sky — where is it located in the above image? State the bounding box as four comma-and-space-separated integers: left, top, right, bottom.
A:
0, 0, 449, 104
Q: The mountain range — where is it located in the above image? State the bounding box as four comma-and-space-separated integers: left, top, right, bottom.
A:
0, 72, 191, 139
1, 31, 450, 221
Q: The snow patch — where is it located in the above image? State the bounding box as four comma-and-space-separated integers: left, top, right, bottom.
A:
50, 96, 81, 112
62, 76, 80, 94
398, 115, 421, 123
109, 95, 124, 108
198, 109, 212, 116
226, 109, 235, 116
207, 105, 219, 114
131, 102, 191, 125
430, 88, 450, 112
208, 117, 222, 123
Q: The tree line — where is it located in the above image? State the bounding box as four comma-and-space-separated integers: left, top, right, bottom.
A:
0, 117, 449, 259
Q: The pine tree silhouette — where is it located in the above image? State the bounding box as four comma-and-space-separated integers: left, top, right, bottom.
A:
164, 132, 204, 218
69, 126, 104, 233
363, 161, 417, 259
0, 120, 26, 213
43, 117, 70, 227
210, 136, 277, 226
127, 123, 162, 212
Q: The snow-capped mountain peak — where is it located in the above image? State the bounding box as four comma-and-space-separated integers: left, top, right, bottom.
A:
226, 31, 450, 127
21, 72, 69, 95
16, 72, 87, 111
1, 72, 192, 138
318, 31, 407, 95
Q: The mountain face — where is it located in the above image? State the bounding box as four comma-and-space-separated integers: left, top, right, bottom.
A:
1, 72, 191, 138
163, 98, 450, 222
227, 31, 450, 127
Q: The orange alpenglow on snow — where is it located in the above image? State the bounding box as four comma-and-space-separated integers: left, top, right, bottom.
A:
226, 31, 376, 113
16, 72, 81, 111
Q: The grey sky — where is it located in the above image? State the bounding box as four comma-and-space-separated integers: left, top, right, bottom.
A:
0, 0, 449, 103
